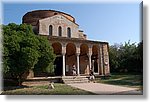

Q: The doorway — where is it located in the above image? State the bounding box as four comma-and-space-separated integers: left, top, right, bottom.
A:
54, 56, 63, 76
94, 60, 98, 73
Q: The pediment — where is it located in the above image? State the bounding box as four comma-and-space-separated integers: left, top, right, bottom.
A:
39, 14, 78, 26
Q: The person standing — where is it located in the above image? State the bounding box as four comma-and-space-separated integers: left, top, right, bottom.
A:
72, 64, 76, 76
89, 69, 95, 82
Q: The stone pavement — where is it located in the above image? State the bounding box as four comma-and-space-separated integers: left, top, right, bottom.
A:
68, 83, 142, 95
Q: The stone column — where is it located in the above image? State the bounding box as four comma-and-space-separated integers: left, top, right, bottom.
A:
88, 54, 92, 70
97, 47, 100, 74
62, 43, 66, 76
97, 57, 100, 74
76, 53, 80, 76
100, 45, 104, 76
62, 53, 66, 76
88, 47, 92, 69
102, 44, 110, 75
76, 44, 80, 76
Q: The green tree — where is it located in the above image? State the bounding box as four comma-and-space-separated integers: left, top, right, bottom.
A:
136, 41, 143, 73
109, 44, 120, 73
118, 41, 137, 73
3, 23, 55, 85
34, 36, 56, 76
109, 41, 143, 74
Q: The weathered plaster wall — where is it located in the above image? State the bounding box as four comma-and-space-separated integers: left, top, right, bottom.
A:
39, 15, 79, 38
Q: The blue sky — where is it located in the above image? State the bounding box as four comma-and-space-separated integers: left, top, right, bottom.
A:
2, 2, 141, 45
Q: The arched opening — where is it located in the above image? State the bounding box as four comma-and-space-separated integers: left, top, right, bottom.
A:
52, 42, 62, 76
67, 27, 71, 38
80, 44, 89, 75
58, 26, 62, 36
54, 12, 58, 15
52, 42, 62, 55
66, 43, 76, 75
49, 25, 53, 36
92, 45, 99, 74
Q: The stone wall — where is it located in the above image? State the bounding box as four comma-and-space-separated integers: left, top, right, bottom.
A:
102, 44, 110, 75
39, 15, 79, 38
78, 30, 87, 40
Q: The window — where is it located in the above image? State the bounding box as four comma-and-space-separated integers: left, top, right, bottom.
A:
67, 27, 71, 38
58, 26, 62, 36
49, 25, 53, 36
54, 13, 58, 15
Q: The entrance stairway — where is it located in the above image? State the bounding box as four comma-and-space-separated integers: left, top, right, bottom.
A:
62, 76, 89, 84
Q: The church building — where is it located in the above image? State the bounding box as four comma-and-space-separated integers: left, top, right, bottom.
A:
22, 10, 110, 77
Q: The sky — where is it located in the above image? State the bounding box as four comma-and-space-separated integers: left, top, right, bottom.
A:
2, 1, 142, 45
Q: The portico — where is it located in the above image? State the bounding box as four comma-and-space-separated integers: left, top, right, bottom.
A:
50, 36, 110, 76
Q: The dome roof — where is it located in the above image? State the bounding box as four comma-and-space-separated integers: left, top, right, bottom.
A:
22, 10, 75, 26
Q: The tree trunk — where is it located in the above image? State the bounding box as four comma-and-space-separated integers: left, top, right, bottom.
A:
18, 75, 22, 86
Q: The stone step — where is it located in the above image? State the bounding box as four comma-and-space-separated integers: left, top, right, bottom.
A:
62, 77, 89, 79
62, 76, 90, 84
62, 78, 88, 80
63, 80, 89, 84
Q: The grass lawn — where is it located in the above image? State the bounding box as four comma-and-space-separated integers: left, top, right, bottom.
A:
96, 74, 143, 90
2, 83, 95, 95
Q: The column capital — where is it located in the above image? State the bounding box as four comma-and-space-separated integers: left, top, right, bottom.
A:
87, 53, 92, 57
88, 44, 93, 48
76, 46, 80, 54
62, 53, 66, 55
76, 53, 80, 56
62, 44, 66, 54
88, 47, 92, 55
76, 43, 81, 48
62, 42, 67, 47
